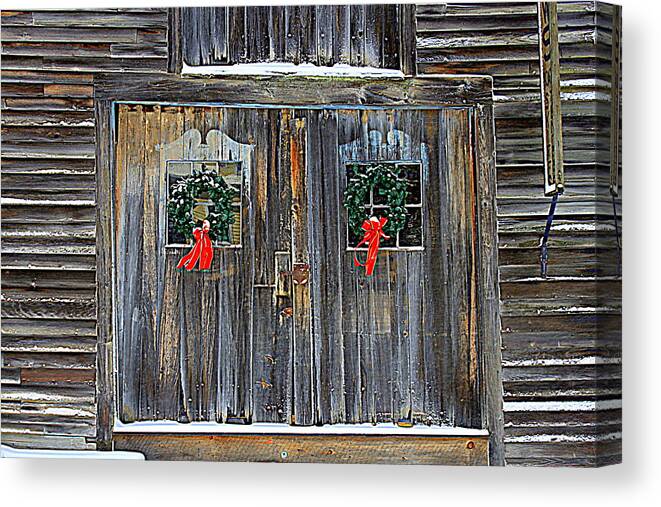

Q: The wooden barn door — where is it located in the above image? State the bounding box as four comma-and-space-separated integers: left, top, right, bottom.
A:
283, 108, 483, 428
114, 104, 481, 430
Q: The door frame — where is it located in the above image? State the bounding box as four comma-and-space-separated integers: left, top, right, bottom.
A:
95, 74, 504, 464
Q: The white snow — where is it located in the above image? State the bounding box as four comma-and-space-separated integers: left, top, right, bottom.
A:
1, 444, 144, 460
182, 62, 406, 78
504, 399, 622, 412
113, 420, 489, 437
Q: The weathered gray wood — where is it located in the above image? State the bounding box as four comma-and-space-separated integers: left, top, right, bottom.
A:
537, 2, 564, 195
609, 5, 621, 196
167, 8, 182, 74
289, 114, 314, 425
172, 5, 414, 71
94, 74, 493, 106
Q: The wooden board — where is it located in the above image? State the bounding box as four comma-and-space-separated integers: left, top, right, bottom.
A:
114, 432, 489, 465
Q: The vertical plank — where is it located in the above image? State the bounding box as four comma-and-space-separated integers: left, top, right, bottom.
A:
117, 104, 146, 423
299, 5, 317, 64
216, 107, 254, 423
156, 106, 185, 421
252, 108, 287, 423
285, 5, 302, 65
272, 109, 294, 423
228, 6, 246, 63
139, 104, 162, 420
420, 109, 449, 425
210, 7, 228, 63
305, 110, 326, 423
398, 4, 417, 75
181, 7, 201, 66
382, 4, 400, 69
316, 4, 334, 66
474, 103, 505, 465
443, 108, 477, 428
268, 6, 286, 61
349, 4, 365, 67
337, 109, 362, 423
537, 1, 564, 195
364, 3, 383, 68
95, 98, 114, 449
319, 109, 346, 423
334, 4, 351, 65
167, 8, 183, 73
366, 109, 394, 423
290, 114, 314, 425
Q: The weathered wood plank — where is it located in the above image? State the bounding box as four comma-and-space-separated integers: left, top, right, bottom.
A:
289, 114, 314, 425
114, 433, 489, 465
537, 1, 565, 195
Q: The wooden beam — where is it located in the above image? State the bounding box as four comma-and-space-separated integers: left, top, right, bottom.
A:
94, 74, 493, 106
610, 6, 621, 196
114, 433, 489, 465
537, 2, 564, 196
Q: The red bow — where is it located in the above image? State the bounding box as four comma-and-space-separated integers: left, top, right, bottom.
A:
354, 216, 389, 276
177, 220, 213, 271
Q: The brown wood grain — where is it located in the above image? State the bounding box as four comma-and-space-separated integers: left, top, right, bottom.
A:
114, 432, 489, 465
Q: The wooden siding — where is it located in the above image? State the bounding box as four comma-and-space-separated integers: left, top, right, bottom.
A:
416, 1, 622, 466
1, 3, 621, 467
0, 8, 169, 450
175, 4, 416, 73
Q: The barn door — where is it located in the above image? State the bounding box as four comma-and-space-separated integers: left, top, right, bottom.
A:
115, 104, 272, 423
114, 104, 482, 430
283, 108, 483, 428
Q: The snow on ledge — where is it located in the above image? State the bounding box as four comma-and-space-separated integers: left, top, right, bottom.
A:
182, 62, 406, 79
1, 444, 144, 460
113, 420, 489, 437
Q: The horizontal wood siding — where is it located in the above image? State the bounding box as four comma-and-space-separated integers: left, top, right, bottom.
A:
416, 1, 621, 466
0, 8, 169, 450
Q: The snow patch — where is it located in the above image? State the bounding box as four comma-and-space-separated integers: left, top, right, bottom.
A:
182, 62, 406, 79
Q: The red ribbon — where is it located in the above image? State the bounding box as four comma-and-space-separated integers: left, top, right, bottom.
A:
353, 216, 389, 276
177, 220, 213, 271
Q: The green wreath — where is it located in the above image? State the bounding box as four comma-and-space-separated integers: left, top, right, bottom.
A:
167, 169, 237, 243
343, 163, 410, 237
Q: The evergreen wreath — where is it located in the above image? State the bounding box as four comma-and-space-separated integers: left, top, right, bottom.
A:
167, 169, 237, 243
343, 163, 410, 237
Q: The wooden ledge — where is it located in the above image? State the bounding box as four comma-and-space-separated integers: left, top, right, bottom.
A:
113, 432, 489, 465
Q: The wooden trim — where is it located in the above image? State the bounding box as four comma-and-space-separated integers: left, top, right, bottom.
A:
167, 8, 182, 74
609, 5, 621, 196
114, 433, 489, 465
473, 103, 505, 465
93, 74, 493, 107
537, 2, 564, 196
95, 99, 115, 450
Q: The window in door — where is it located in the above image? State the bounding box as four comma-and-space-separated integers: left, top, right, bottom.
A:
345, 160, 423, 249
165, 159, 243, 247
